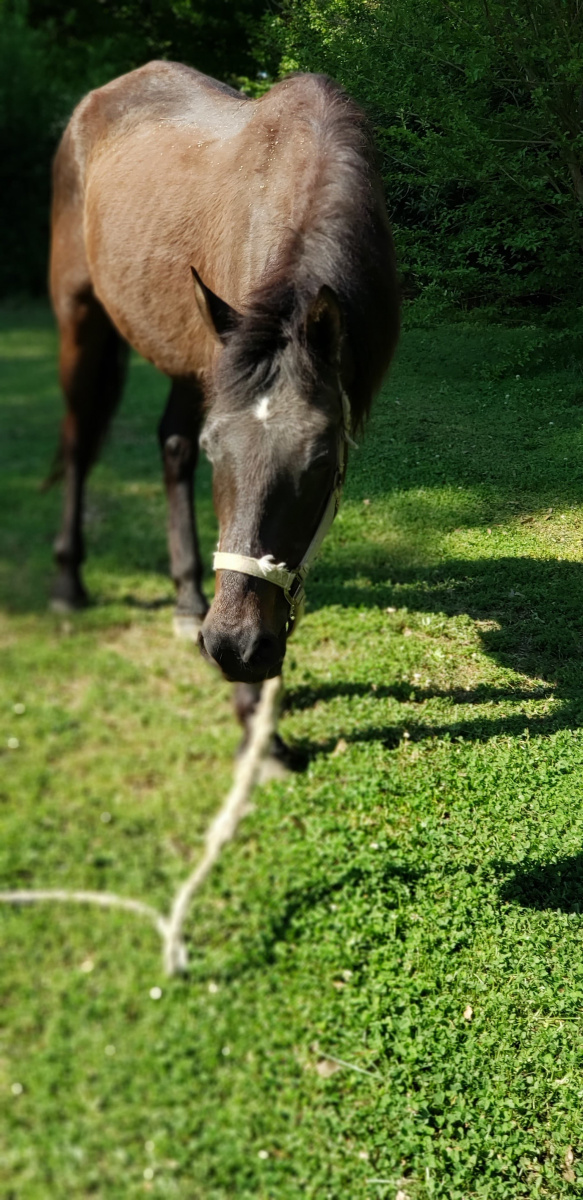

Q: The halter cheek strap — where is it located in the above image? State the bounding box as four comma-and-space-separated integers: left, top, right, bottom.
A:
213, 386, 355, 634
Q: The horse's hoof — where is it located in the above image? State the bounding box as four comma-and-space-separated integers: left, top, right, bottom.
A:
269, 732, 307, 773
258, 754, 290, 783
50, 597, 81, 615
237, 732, 305, 780
50, 577, 89, 613
173, 613, 204, 642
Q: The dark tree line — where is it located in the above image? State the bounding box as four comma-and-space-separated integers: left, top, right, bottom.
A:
2, 0, 583, 312
260, 0, 583, 313
0, 0, 266, 295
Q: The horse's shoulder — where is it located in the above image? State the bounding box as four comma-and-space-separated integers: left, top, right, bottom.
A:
66, 61, 246, 158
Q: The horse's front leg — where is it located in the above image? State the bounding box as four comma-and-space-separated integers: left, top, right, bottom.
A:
234, 681, 301, 778
159, 378, 208, 638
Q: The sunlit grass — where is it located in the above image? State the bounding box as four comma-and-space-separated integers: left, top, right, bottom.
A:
2, 305, 583, 1197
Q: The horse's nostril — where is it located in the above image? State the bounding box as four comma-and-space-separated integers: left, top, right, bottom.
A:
199, 625, 225, 667
241, 631, 279, 668
198, 620, 282, 682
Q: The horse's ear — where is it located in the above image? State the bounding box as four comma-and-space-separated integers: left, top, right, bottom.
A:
190, 266, 239, 343
305, 285, 343, 366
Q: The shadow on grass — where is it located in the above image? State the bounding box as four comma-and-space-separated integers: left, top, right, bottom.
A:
191, 858, 425, 979
499, 852, 583, 914
286, 554, 583, 750
285, 680, 555, 711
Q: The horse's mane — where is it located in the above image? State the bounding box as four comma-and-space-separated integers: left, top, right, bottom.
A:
214, 75, 398, 430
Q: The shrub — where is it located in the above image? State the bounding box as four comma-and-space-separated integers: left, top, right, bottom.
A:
258, 0, 583, 313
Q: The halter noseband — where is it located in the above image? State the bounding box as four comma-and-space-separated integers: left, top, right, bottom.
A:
212, 386, 355, 634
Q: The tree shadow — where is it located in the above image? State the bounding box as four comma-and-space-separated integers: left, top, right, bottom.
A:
498, 852, 583, 914
286, 554, 583, 750
285, 680, 555, 712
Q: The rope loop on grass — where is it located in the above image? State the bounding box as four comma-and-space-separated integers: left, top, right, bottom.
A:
163, 674, 281, 974
0, 675, 282, 977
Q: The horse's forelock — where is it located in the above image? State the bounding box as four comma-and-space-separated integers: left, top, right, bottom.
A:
212, 279, 317, 414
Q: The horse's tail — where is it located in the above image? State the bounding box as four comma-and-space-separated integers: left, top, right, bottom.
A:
40, 442, 65, 491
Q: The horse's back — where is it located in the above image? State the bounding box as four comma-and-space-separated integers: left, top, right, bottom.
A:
50, 64, 396, 389
50, 60, 249, 266
58, 61, 246, 180
50, 63, 247, 365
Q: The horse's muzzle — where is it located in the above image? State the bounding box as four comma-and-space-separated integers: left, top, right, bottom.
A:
198, 620, 284, 683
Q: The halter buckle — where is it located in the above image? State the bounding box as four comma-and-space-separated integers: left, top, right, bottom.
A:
283, 572, 306, 633
284, 571, 305, 610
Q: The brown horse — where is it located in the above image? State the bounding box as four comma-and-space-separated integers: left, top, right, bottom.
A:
49, 61, 399, 742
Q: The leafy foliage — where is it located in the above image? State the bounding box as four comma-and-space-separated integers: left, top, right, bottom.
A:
2, 0, 583, 308
260, 0, 583, 311
0, 5, 64, 294
0, 0, 267, 295
26, 0, 267, 86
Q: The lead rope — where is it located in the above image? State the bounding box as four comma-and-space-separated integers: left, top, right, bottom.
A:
0, 676, 282, 977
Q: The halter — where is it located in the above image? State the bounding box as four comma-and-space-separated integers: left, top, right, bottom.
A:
212, 385, 355, 634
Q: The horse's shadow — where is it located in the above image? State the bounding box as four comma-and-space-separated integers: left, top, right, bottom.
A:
284, 553, 583, 750
498, 852, 583, 914
189, 857, 425, 980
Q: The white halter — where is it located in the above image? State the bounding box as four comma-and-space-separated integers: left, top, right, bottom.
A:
213, 386, 355, 634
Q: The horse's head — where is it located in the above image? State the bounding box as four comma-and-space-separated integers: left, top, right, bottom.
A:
193, 269, 351, 684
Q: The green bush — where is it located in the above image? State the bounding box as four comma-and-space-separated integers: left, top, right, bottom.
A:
258, 0, 583, 313
3, 0, 582, 311
0, 5, 62, 295
0, 0, 268, 297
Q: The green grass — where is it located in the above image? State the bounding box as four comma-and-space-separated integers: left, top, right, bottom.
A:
3, 305, 583, 1198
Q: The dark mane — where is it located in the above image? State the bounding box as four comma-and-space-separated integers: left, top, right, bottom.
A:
214, 74, 399, 430
219, 277, 298, 394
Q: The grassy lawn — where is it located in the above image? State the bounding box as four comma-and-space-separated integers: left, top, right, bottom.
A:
3, 304, 583, 1199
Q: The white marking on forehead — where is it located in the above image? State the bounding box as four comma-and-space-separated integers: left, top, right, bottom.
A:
253, 395, 271, 422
